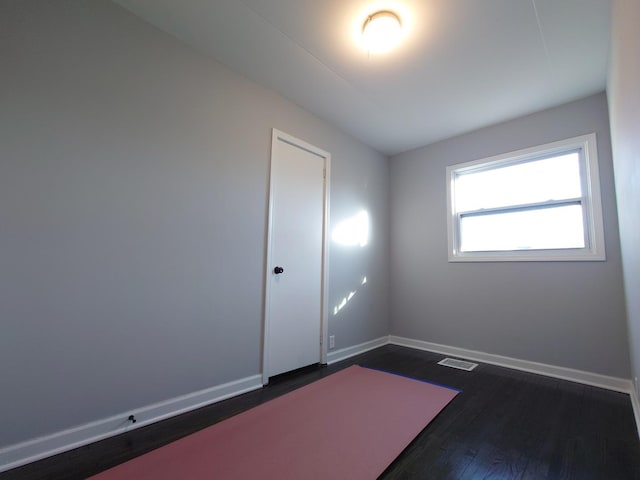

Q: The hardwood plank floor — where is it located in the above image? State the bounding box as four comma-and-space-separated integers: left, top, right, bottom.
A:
2, 345, 639, 479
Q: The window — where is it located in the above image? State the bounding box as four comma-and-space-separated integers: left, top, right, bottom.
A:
446, 133, 606, 262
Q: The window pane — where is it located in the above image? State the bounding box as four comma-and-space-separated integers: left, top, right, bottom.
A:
455, 152, 582, 212
459, 205, 585, 252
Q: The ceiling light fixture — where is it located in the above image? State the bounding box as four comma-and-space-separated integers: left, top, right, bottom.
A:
362, 10, 403, 54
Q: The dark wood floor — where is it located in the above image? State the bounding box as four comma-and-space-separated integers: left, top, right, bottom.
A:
2, 345, 640, 479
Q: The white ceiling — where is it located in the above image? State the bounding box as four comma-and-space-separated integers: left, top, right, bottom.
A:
112, 0, 611, 155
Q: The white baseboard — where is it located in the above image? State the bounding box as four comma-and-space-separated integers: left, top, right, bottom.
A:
389, 335, 633, 394
0, 374, 262, 473
3, 336, 636, 472
326, 336, 389, 364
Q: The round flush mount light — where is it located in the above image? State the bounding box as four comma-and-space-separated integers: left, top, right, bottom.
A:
362, 10, 403, 54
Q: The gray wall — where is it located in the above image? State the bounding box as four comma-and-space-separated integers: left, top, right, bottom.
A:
608, 0, 640, 394
389, 93, 630, 378
0, 0, 388, 447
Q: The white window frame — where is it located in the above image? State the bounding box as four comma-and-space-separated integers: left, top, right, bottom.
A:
446, 133, 606, 262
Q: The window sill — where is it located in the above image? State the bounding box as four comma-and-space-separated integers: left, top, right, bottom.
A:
448, 249, 606, 262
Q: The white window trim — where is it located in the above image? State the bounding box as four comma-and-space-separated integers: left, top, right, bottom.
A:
446, 133, 606, 262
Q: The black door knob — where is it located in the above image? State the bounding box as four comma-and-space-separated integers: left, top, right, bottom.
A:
274, 266, 284, 274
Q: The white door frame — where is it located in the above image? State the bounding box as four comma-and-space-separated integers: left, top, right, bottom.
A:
262, 129, 330, 385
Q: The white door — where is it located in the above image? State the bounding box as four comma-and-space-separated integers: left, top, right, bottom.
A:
263, 129, 329, 382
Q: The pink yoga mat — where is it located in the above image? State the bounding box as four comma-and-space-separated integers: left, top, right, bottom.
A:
90, 365, 459, 479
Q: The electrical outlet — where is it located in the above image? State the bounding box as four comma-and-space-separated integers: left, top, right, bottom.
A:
329, 335, 335, 349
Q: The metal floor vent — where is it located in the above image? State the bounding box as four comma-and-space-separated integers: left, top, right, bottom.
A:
437, 357, 478, 371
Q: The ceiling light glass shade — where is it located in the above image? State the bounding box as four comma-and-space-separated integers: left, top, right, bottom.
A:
362, 10, 402, 54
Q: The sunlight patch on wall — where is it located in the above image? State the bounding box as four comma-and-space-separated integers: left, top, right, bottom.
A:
332, 210, 369, 247
334, 291, 356, 315
333, 276, 368, 315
